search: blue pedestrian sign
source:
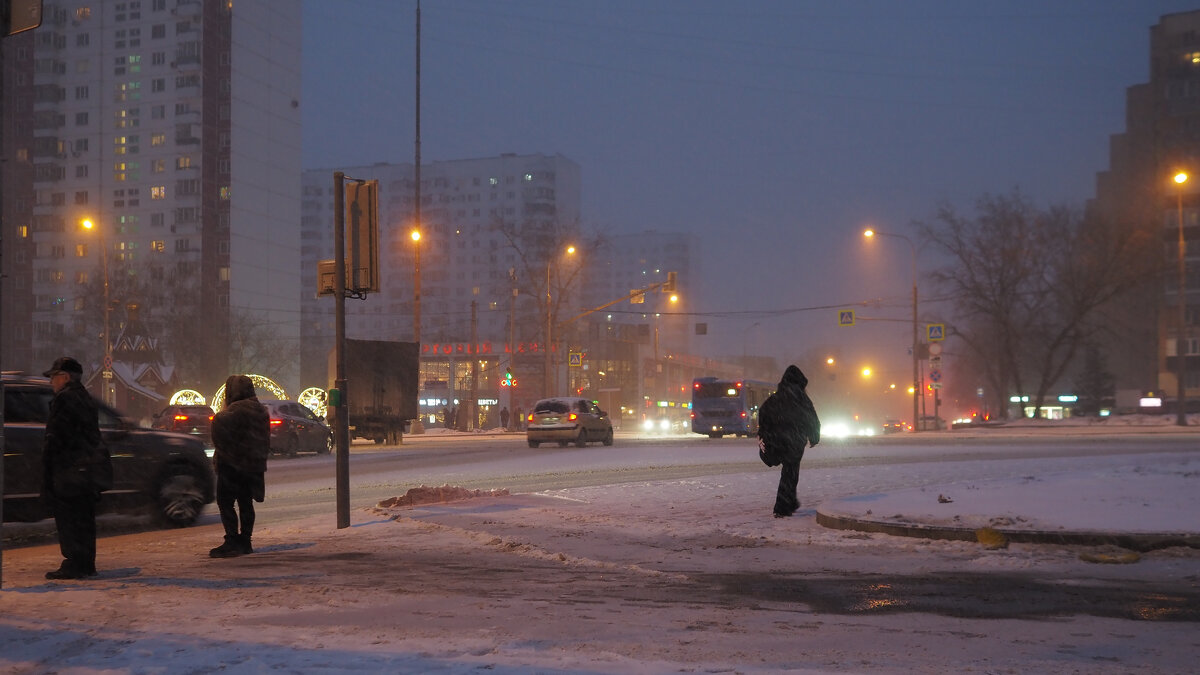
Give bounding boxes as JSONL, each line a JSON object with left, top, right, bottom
{"left": 568, "top": 352, "right": 582, "bottom": 367}
{"left": 838, "top": 309, "right": 856, "bottom": 327}
{"left": 927, "top": 323, "right": 945, "bottom": 342}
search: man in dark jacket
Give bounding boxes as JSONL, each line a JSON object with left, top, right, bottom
{"left": 42, "top": 356, "right": 109, "bottom": 579}
{"left": 209, "top": 374, "right": 270, "bottom": 557}
{"left": 756, "top": 365, "right": 821, "bottom": 518}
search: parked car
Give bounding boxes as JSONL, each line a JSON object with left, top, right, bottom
{"left": 150, "top": 404, "right": 215, "bottom": 446}
{"left": 260, "top": 399, "right": 332, "bottom": 456}
{"left": 2, "top": 373, "right": 215, "bottom": 527}
{"left": 526, "top": 397, "right": 614, "bottom": 448}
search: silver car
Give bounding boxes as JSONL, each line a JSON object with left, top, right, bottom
{"left": 526, "top": 397, "right": 614, "bottom": 448}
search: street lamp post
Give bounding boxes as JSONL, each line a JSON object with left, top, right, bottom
{"left": 864, "top": 228, "right": 919, "bottom": 431}
{"left": 82, "top": 219, "right": 114, "bottom": 406}
{"left": 411, "top": 229, "right": 421, "bottom": 344}
{"left": 1175, "top": 172, "right": 1189, "bottom": 426}
{"left": 543, "top": 245, "right": 576, "bottom": 397}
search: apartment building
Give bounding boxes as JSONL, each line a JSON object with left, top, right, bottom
{"left": 0, "top": 0, "right": 301, "bottom": 409}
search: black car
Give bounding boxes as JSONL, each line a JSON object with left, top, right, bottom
{"left": 260, "top": 399, "right": 332, "bottom": 456}
{"left": 150, "top": 404, "right": 215, "bottom": 446}
{"left": 2, "top": 373, "right": 216, "bottom": 527}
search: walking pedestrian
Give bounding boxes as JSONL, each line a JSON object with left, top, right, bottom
{"left": 209, "top": 375, "right": 270, "bottom": 557}
{"left": 42, "top": 356, "right": 111, "bottom": 579}
{"left": 756, "top": 365, "right": 821, "bottom": 518}
{"left": 500, "top": 406, "right": 510, "bottom": 430}
{"left": 514, "top": 406, "right": 524, "bottom": 431}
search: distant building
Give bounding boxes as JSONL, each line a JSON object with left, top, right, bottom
{"left": 0, "top": 0, "right": 302, "bottom": 399}
{"left": 1093, "top": 9, "right": 1200, "bottom": 411}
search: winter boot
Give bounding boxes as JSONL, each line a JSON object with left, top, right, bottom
{"left": 238, "top": 534, "right": 253, "bottom": 555}
{"left": 209, "top": 536, "right": 244, "bottom": 558}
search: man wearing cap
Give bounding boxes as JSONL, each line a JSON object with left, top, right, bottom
{"left": 42, "top": 356, "right": 108, "bottom": 579}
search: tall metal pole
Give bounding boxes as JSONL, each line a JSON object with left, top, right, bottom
{"left": 412, "top": 0, "right": 421, "bottom": 345}
{"left": 333, "top": 172, "right": 350, "bottom": 528}
{"left": 910, "top": 244, "right": 920, "bottom": 431}
{"left": 544, "top": 261, "right": 552, "bottom": 396}
{"left": 102, "top": 236, "right": 113, "bottom": 406}
{"left": 1178, "top": 180, "right": 1189, "bottom": 426}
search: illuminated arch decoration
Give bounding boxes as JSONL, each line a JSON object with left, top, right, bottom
{"left": 298, "top": 387, "right": 328, "bottom": 419}
{"left": 169, "top": 389, "right": 207, "bottom": 406}
{"left": 211, "top": 374, "right": 288, "bottom": 412}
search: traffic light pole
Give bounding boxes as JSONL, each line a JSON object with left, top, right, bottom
{"left": 333, "top": 172, "right": 350, "bottom": 529}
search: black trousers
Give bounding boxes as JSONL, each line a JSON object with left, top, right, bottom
{"left": 51, "top": 492, "right": 97, "bottom": 572}
{"left": 774, "top": 460, "right": 801, "bottom": 515}
{"left": 216, "top": 464, "right": 257, "bottom": 540}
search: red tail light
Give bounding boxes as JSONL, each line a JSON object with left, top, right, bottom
{"left": 527, "top": 413, "right": 533, "bottom": 422}
{"left": 270, "top": 419, "right": 283, "bottom": 427}
{"left": 568, "top": 413, "right": 578, "bottom": 421}
{"left": 173, "top": 415, "right": 189, "bottom": 422}
{"left": 740, "top": 411, "right": 747, "bottom": 418}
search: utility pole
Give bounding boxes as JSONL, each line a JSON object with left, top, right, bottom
{"left": 333, "top": 172, "right": 349, "bottom": 529}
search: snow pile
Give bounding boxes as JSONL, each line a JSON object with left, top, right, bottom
{"left": 375, "top": 484, "right": 510, "bottom": 508}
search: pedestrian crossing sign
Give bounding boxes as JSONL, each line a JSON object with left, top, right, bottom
{"left": 568, "top": 352, "right": 582, "bottom": 367}
{"left": 927, "top": 323, "right": 945, "bottom": 342}
{"left": 838, "top": 309, "right": 855, "bottom": 327}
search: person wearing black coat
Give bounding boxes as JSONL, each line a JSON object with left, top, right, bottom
{"left": 756, "top": 365, "right": 821, "bottom": 518}
{"left": 209, "top": 374, "right": 270, "bottom": 558}
{"left": 42, "top": 356, "right": 110, "bottom": 579}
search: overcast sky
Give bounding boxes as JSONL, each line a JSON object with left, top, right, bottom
{"left": 300, "top": 0, "right": 1198, "bottom": 381}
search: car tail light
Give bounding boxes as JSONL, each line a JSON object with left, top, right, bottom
{"left": 740, "top": 411, "right": 747, "bottom": 418}
{"left": 270, "top": 419, "right": 283, "bottom": 427}
{"left": 569, "top": 413, "right": 578, "bottom": 421}
{"left": 173, "top": 414, "right": 189, "bottom": 422}
{"left": 527, "top": 413, "right": 533, "bottom": 422}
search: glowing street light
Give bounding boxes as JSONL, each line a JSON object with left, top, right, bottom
{"left": 864, "top": 227, "right": 920, "bottom": 429}
{"left": 1175, "top": 172, "right": 1189, "bottom": 426}
{"left": 545, "top": 245, "right": 577, "bottom": 396}
{"left": 411, "top": 228, "right": 421, "bottom": 344}
{"left": 81, "top": 218, "right": 114, "bottom": 406}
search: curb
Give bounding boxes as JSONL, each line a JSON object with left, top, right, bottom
{"left": 814, "top": 510, "right": 1200, "bottom": 552}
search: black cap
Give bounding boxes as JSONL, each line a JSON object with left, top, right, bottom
{"left": 43, "top": 356, "right": 84, "bottom": 377}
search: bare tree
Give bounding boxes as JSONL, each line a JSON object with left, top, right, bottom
{"left": 918, "top": 190, "right": 1158, "bottom": 418}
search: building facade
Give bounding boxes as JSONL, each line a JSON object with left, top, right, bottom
{"left": 1094, "top": 10, "right": 1200, "bottom": 412}
{"left": 299, "top": 156, "right": 704, "bottom": 428}
{"left": 0, "top": 0, "right": 301, "bottom": 405}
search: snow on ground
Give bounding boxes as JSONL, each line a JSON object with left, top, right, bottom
{"left": 1, "top": 435, "right": 1198, "bottom": 673}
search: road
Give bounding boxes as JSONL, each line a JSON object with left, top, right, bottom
{"left": 3, "top": 430, "right": 1197, "bottom": 672}
{"left": 255, "top": 429, "right": 1197, "bottom": 524}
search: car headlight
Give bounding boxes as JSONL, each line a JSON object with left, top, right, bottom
{"left": 659, "top": 419, "right": 670, "bottom": 430}
{"left": 641, "top": 419, "right": 655, "bottom": 431}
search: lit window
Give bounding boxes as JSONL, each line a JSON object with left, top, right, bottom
{"left": 151, "top": 240, "right": 165, "bottom": 252}
{"left": 220, "top": 186, "right": 231, "bottom": 200}
{"left": 151, "top": 186, "right": 166, "bottom": 199}
{"left": 151, "top": 133, "right": 166, "bottom": 146}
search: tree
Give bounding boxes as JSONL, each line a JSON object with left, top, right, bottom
{"left": 1073, "top": 343, "right": 1116, "bottom": 416}
{"left": 917, "top": 190, "right": 1158, "bottom": 418}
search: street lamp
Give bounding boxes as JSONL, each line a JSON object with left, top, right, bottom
{"left": 544, "top": 245, "right": 576, "bottom": 396}
{"left": 411, "top": 228, "right": 421, "bottom": 344}
{"left": 1175, "top": 171, "right": 1189, "bottom": 426}
{"left": 864, "top": 227, "right": 919, "bottom": 430}
{"left": 81, "top": 218, "right": 114, "bottom": 406}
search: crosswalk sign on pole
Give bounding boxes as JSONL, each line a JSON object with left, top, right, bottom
{"left": 568, "top": 352, "right": 582, "bottom": 367}
{"left": 927, "top": 323, "right": 945, "bottom": 341}
{"left": 838, "top": 309, "right": 856, "bottom": 327}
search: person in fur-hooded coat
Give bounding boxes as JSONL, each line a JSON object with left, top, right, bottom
{"left": 756, "top": 365, "right": 821, "bottom": 517}
{"left": 209, "top": 374, "right": 270, "bottom": 557}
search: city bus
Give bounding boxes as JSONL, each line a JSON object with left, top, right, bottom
{"left": 690, "top": 377, "right": 775, "bottom": 438}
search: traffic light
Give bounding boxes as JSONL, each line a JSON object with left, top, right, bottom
{"left": 3, "top": 0, "right": 42, "bottom": 37}
{"left": 662, "top": 271, "right": 677, "bottom": 293}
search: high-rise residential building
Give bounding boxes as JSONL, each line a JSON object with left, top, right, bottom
{"left": 299, "top": 154, "right": 582, "bottom": 389}
{"left": 1093, "top": 9, "right": 1200, "bottom": 410}
{"left": 0, "top": 0, "right": 301, "bottom": 412}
